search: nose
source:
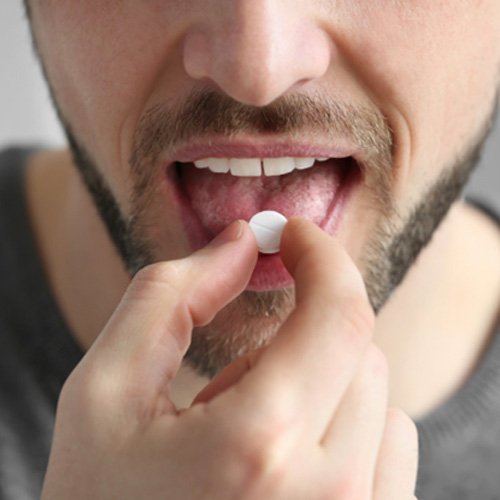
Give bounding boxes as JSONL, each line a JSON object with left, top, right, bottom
{"left": 183, "top": 0, "right": 334, "bottom": 106}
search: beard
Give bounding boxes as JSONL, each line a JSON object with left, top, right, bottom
{"left": 53, "top": 87, "right": 496, "bottom": 378}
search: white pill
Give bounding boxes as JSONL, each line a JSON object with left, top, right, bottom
{"left": 249, "top": 210, "right": 288, "bottom": 254}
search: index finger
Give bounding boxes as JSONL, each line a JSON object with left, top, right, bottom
{"left": 70, "top": 221, "right": 258, "bottom": 419}
{"left": 228, "top": 217, "right": 375, "bottom": 435}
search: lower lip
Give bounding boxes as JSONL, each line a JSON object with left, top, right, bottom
{"left": 165, "top": 160, "right": 360, "bottom": 292}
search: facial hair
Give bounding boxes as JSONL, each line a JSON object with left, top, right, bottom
{"left": 52, "top": 86, "right": 496, "bottom": 378}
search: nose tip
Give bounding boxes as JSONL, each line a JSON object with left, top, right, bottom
{"left": 183, "top": 7, "right": 333, "bottom": 106}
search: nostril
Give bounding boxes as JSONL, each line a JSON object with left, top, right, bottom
{"left": 182, "top": 13, "right": 335, "bottom": 107}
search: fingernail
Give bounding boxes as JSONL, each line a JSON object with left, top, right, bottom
{"left": 207, "top": 220, "right": 244, "bottom": 249}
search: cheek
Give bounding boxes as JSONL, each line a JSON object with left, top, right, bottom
{"left": 31, "top": 2, "right": 186, "bottom": 213}
{"left": 339, "top": 1, "right": 500, "bottom": 204}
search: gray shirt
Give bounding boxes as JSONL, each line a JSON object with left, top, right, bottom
{"left": 0, "top": 147, "right": 499, "bottom": 500}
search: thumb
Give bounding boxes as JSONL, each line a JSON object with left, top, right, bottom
{"left": 77, "top": 220, "right": 258, "bottom": 418}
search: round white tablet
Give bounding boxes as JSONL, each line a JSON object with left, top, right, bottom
{"left": 249, "top": 210, "right": 288, "bottom": 254}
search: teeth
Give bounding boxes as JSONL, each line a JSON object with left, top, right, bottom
{"left": 294, "top": 157, "right": 316, "bottom": 170}
{"left": 192, "top": 157, "right": 329, "bottom": 177}
{"left": 194, "top": 157, "right": 229, "bottom": 173}
{"left": 262, "top": 157, "right": 295, "bottom": 176}
{"left": 229, "top": 158, "right": 262, "bottom": 177}
{"left": 193, "top": 158, "right": 211, "bottom": 169}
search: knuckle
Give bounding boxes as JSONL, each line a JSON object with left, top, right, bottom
{"left": 131, "top": 261, "right": 186, "bottom": 299}
{"left": 385, "top": 407, "right": 419, "bottom": 461}
{"left": 129, "top": 262, "right": 194, "bottom": 330}
{"left": 57, "top": 378, "right": 120, "bottom": 448}
{"left": 386, "top": 407, "right": 419, "bottom": 444}
{"left": 59, "top": 365, "right": 87, "bottom": 408}
{"left": 61, "top": 365, "right": 111, "bottom": 413}
{"left": 337, "top": 293, "right": 375, "bottom": 343}
{"left": 331, "top": 472, "right": 371, "bottom": 500}
{"left": 57, "top": 369, "right": 109, "bottom": 433}
{"left": 57, "top": 372, "right": 77, "bottom": 410}
{"left": 223, "top": 412, "right": 297, "bottom": 491}
{"left": 363, "top": 344, "right": 389, "bottom": 379}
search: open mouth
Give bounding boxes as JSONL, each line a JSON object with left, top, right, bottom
{"left": 165, "top": 154, "right": 361, "bottom": 291}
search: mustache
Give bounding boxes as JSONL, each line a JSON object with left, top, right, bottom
{"left": 130, "top": 88, "right": 393, "bottom": 173}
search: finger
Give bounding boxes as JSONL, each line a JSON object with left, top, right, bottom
{"left": 229, "top": 217, "right": 374, "bottom": 436}
{"left": 322, "top": 345, "right": 389, "bottom": 496}
{"left": 74, "top": 220, "right": 258, "bottom": 416}
{"left": 373, "top": 408, "right": 419, "bottom": 500}
{"left": 192, "top": 348, "right": 264, "bottom": 405}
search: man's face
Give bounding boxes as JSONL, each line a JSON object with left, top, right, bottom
{"left": 28, "top": 1, "right": 500, "bottom": 376}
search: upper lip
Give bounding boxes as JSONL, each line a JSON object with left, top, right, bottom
{"left": 167, "top": 135, "right": 361, "bottom": 165}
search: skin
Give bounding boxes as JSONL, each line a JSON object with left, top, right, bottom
{"left": 20, "top": 0, "right": 500, "bottom": 497}
{"left": 40, "top": 219, "right": 420, "bottom": 499}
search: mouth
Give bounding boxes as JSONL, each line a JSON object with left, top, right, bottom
{"left": 163, "top": 143, "right": 361, "bottom": 291}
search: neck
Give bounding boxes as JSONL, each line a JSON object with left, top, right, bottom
{"left": 26, "top": 149, "right": 500, "bottom": 418}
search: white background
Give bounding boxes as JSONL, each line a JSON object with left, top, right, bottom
{"left": 1, "top": 2, "right": 498, "bottom": 211}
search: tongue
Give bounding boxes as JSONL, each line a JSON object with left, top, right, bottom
{"left": 181, "top": 160, "right": 345, "bottom": 235}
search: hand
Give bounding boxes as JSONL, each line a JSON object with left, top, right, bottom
{"left": 41, "top": 218, "right": 419, "bottom": 500}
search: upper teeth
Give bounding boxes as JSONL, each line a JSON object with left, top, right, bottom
{"left": 193, "top": 157, "right": 329, "bottom": 177}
